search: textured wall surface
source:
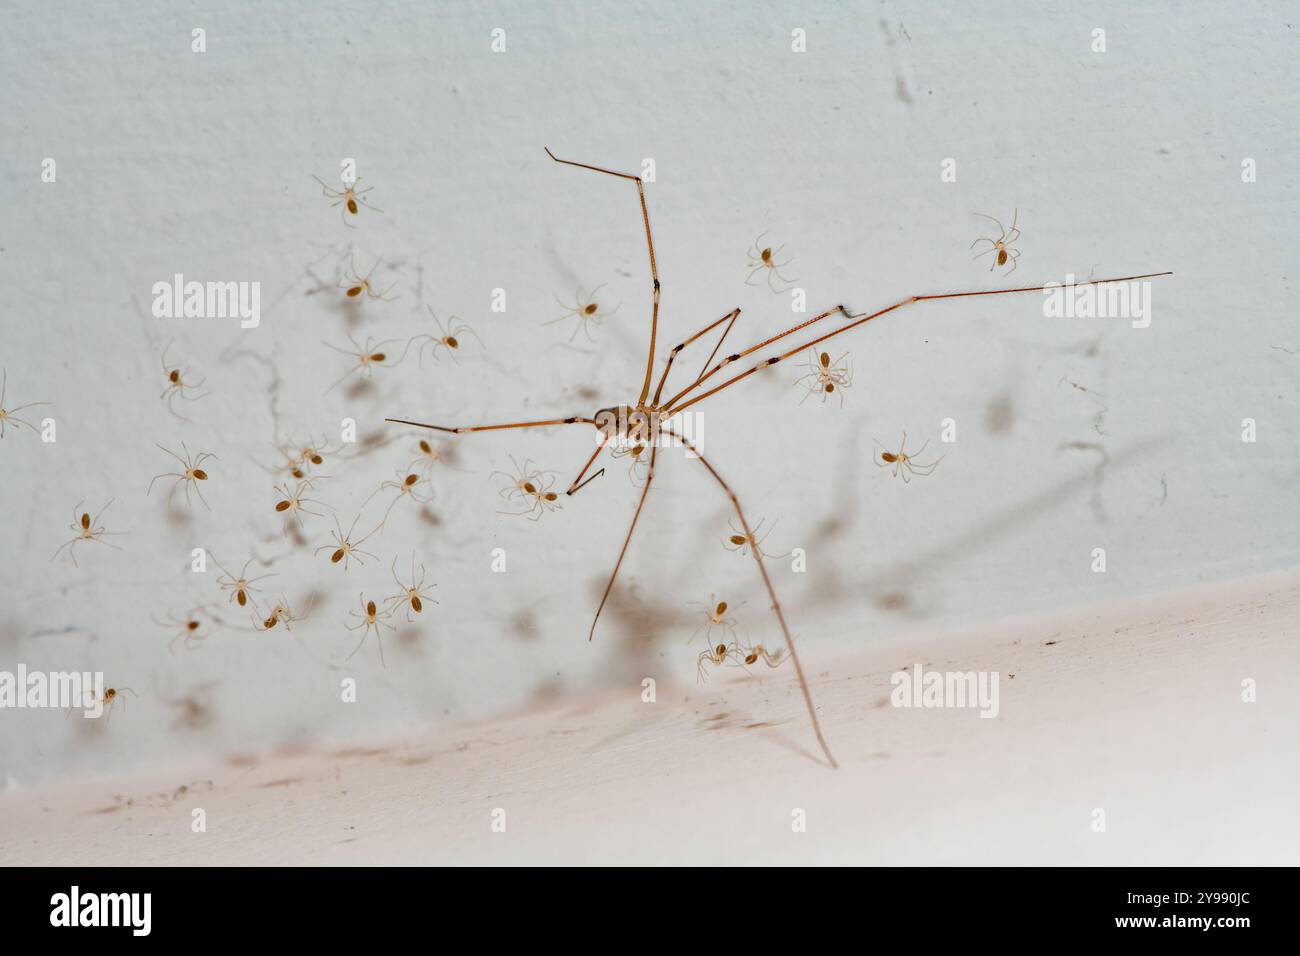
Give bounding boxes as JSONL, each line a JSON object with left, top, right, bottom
{"left": 0, "top": 1, "right": 1296, "bottom": 786}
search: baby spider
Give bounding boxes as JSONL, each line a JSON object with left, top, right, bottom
{"left": 313, "top": 174, "right": 383, "bottom": 226}
{"left": 159, "top": 341, "right": 207, "bottom": 418}
{"left": 546, "top": 284, "right": 622, "bottom": 342}
{"left": 254, "top": 594, "right": 312, "bottom": 632}
{"left": 51, "top": 500, "right": 122, "bottom": 567}
{"left": 697, "top": 640, "right": 738, "bottom": 684}
{"left": 689, "top": 595, "right": 740, "bottom": 644}
{"left": 971, "top": 210, "right": 1021, "bottom": 274}
{"left": 147, "top": 443, "right": 215, "bottom": 510}
{"left": 273, "top": 478, "right": 329, "bottom": 531}
{"left": 316, "top": 514, "right": 380, "bottom": 570}
{"left": 212, "top": 555, "right": 274, "bottom": 608}
{"left": 608, "top": 440, "right": 653, "bottom": 488}
{"left": 0, "top": 368, "right": 50, "bottom": 438}
{"left": 346, "top": 594, "right": 395, "bottom": 667}
{"left": 414, "top": 308, "right": 483, "bottom": 365}
{"left": 795, "top": 350, "right": 853, "bottom": 406}
{"left": 746, "top": 231, "right": 798, "bottom": 293}
{"left": 408, "top": 438, "right": 446, "bottom": 481}
{"left": 156, "top": 608, "right": 209, "bottom": 654}
{"left": 365, "top": 471, "right": 433, "bottom": 529}
{"left": 723, "top": 517, "right": 781, "bottom": 559}
{"left": 323, "top": 334, "right": 403, "bottom": 394}
{"left": 384, "top": 552, "right": 438, "bottom": 622}
{"left": 341, "top": 253, "right": 398, "bottom": 301}
{"left": 875, "top": 432, "right": 944, "bottom": 483}
{"left": 69, "top": 686, "right": 137, "bottom": 720}
{"left": 493, "top": 456, "right": 561, "bottom": 520}
{"left": 732, "top": 635, "right": 787, "bottom": 671}
{"left": 289, "top": 436, "right": 331, "bottom": 474}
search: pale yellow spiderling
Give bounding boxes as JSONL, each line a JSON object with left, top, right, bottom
{"left": 546, "top": 284, "right": 621, "bottom": 342}
{"left": 346, "top": 593, "right": 395, "bottom": 667}
{"left": 688, "top": 594, "right": 741, "bottom": 645}
{"left": 794, "top": 350, "right": 852, "bottom": 406}
{"left": 365, "top": 470, "right": 433, "bottom": 530}
{"left": 745, "top": 231, "right": 797, "bottom": 293}
{"left": 272, "top": 478, "right": 329, "bottom": 532}
{"left": 875, "top": 432, "right": 944, "bottom": 483}
{"left": 722, "top": 516, "right": 781, "bottom": 559}
{"left": 313, "top": 174, "right": 383, "bottom": 226}
{"left": 696, "top": 640, "right": 739, "bottom": 684}
{"left": 384, "top": 553, "right": 438, "bottom": 623}
{"left": 316, "top": 514, "right": 380, "bottom": 570}
{"left": 732, "top": 635, "right": 787, "bottom": 671}
{"left": 155, "top": 607, "right": 209, "bottom": 654}
{"left": 212, "top": 555, "right": 274, "bottom": 609}
{"left": 413, "top": 308, "right": 483, "bottom": 366}
{"left": 0, "top": 368, "right": 50, "bottom": 438}
{"left": 159, "top": 340, "right": 207, "bottom": 418}
{"left": 254, "top": 594, "right": 312, "bottom": 632}
{"left": 323, "top": 334, "right": 403, "bottom": 394}
{"left": 341, "top": 253, "right": 398, "bottom": 300}
{"left": 971, "top": 210, "right": 1021, "bottom": 274}
{"left": 408, "top": 438, "right": 446, "bottom": 481}
{"left": 493, "top": 456, "right": 561, "bottom": 520}
{"left": 66, "top": 686, "right": 137, "bottom": 721}
{"left": 147, "top": 443, "right": 215, "bottom": 510}
{"left": 51, "top": 500, "right": 123, "bottom": 568}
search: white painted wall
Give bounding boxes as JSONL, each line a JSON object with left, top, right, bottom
{"left": 1, "top": 0, "right": 1296, "bottom": 785}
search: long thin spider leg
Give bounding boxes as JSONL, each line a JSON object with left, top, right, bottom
{"left": 663, "top": 304, "right": 852, "bottom": 409}
{"left": 587, "top": 442, "right": 658, "bottom": 642}
{"left": 667, "top": 273, "right": 1173, "bottom": 415}
{"left": 544, "top": 147, "right": 660, "bottom": 408}
{"left": 663, "top": 426, "right": 837, "bottom": 770}
{"left": 566, "top": 432, "right": 610, "bottom": 495}
{"left": 650, "top": 308, "right": 741, "bottom": 409}
{"left": 384, "top": 416, "right": 594, "bottom": 435}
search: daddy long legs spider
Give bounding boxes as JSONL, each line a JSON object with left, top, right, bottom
{"left": 386, "top": 146, "right": 1173, "bottom": 769}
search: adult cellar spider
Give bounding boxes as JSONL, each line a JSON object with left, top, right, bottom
{"left": 386, "top": 146, "right": 1173, "bottom": 769}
